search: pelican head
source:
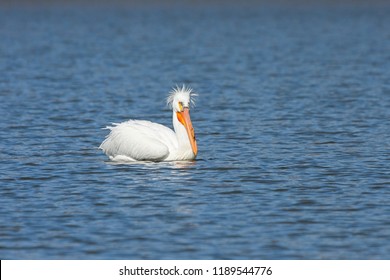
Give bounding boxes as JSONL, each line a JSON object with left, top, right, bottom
{"left": 167, "top": 85, "right": 198, "bottom": 157}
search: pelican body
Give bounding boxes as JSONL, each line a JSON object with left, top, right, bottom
{"left": 100, "top": 86, "right": 198, "bottom": 162}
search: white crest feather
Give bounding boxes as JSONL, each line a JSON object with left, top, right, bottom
{"left": 166, "top": 84, "right": 197, "bottom": 109}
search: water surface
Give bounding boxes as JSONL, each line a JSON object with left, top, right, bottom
{"left": 0, "top": 3, "right": 390, "bottom": 259}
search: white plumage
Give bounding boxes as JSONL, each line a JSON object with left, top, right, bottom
{"left": 100, "top": 85, "right": 198, "bottom": 162}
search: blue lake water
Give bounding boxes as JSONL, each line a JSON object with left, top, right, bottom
{"left": 0, "top": 3, "right": 390, "bottom": 259}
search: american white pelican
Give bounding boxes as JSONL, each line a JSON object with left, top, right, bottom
{"left": 100, "top": 85, "right": 198, "bottom": 162}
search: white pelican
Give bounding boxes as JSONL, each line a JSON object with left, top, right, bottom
{"left": 100, "top": 85, "right": 198, "bottom": 162}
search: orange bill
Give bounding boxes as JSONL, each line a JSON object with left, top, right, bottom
{"left": 177, "top": 108, "right": 198, "bottom": 156}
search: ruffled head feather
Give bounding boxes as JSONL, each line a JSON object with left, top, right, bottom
{"left": 167, "top": 85, "right": 197, "bottom": 110}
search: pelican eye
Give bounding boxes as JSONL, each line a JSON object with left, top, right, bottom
{"left": 178, "top": 102, "right": 184, "bottom": 111}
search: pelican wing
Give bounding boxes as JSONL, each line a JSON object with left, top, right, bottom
{"left": 99, "top": 120, "right": 177, "bottom": 161}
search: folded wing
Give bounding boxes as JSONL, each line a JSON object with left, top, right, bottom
{"left": 99, "top": 120, "right": 178, "bottom": 161}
